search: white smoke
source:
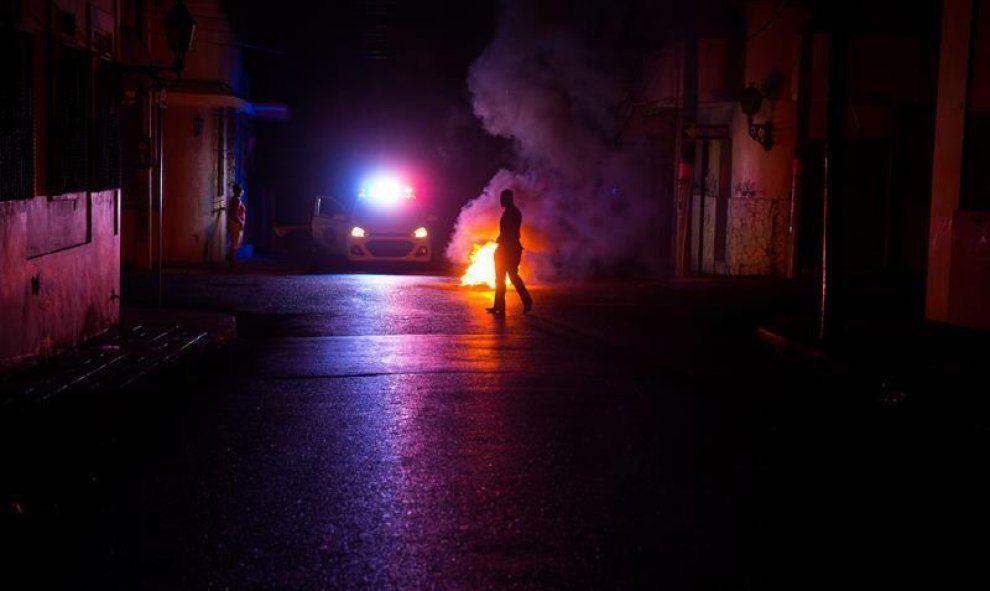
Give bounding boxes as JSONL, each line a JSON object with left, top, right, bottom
{"left": 445, "top": 2, "right": 664, "bottom": 281}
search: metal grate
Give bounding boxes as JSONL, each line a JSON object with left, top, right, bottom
{"left": 91, "top": 60, "right": 121, "bottom": 191}
{"left": 366, "top": 239, "right": 414, "bottom": 257}
{"left": 47, "top": 45, "right": 89, "bottom": 196}
{"left": 0, "top": 30, "right": 34, "bottom": 201}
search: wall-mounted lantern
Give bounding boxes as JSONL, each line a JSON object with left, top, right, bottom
{"left": 739, "top": 84, "right": 773, "bottom": 151}
{"left": 118, "top": 0, "right": 196, "bottom": 93}
{"left": 163, "top": 0, "right": 196, "bottom": 72}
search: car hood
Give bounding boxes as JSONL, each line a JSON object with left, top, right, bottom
{"left": 350, "top": 211, "right": 428, "bottom": 234}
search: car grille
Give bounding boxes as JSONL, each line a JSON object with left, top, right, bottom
{"left": 366, "top": 239, "right": 414, "bottom": 257}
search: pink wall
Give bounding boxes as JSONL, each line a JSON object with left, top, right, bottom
{"left": 927, "top": 0, "right": 990, "bottom": 329}
{"left": 164, "top": 105, "right": 227, "bottom": 263}
{"left": 947, "top": 211, "right": 990, "bottom": 328}
{"left": 722, "top": 1, "right": 805, "bottom": 275}
{"left": 928, "top": 0, "right": 973, "bottom": 324}
{"left": 149, "top": 0, "right": 242, "bottom": 86}
{"left": 0, "top": 192, "right": 120, "bottom": 369}
{"left": 146, "top": 0, "right": 245, "bottom": 264}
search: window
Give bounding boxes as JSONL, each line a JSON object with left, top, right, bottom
{"left": 0, "top": 30, "right": 34, "bottom": 201}
{"left": 91, "top": 60, "right": 121, "bottom": 191}
{"left": 47, "top": 44, "right": 89, "bottom": 195}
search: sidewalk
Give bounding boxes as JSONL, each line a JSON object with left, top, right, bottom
{"left": 7, "top": 262, "right": 984, "bottom": 432}
{"left": 0, "top": 306, "right": 235, "bottom": 413}
{"left": 1, "top": 257, "right": 296, "bottom": 408}
{"left": 757, "top": 293, "right": 990, "bottom": 433}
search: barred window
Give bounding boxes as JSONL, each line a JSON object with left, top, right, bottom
{"left": 91, "top": 60, "right": 121, "bottom": 191}
{"left": 47, "top": 44, "right": 89, "bottom": 196}
{"left": 0, "top": 30, "right": 34, "bottom": 201}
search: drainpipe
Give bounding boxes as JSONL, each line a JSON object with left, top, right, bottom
{"left": 675, "top": 25, "right": 699, "bottom": 278}
{"left": 155, "top": 90, "right": 165, "bottom": 306}
{"left": 821, "top": 6, "right": 848, "bottom": 341}
{"left": 789, "top": 19, "right": 814, "bottom": 279}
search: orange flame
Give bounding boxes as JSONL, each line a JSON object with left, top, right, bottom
{"left": 460, "top": 241, "right": 499, "bottom": 288}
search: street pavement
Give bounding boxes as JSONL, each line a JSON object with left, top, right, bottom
{"left": 1, "top": 261, "right": 987, "bottom": 589}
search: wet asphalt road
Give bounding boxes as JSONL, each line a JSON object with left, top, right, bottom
{"left": 4, "top": 269, "right": 985, "bottom": 589}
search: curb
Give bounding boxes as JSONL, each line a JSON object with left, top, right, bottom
{"left": 756, "top": 326, "right": 826, "bottom": 362}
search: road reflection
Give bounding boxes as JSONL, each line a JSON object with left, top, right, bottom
{"left": 313, "top": 273, "right": 553, "bottom": 585}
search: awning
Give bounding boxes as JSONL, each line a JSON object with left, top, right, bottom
{"left": 168, "top": 79, "right": 250, "bottom": 111}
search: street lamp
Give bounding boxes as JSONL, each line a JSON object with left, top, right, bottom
{"left": 164, "top": 0, "right": 196, "bottom": 71}
{"left": 739, "top": 84, "right": 774, "bottom": 151}
{"left": 119, "top": 0, "right": 196, "bottom": 93}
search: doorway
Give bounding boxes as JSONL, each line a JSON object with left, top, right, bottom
{"left": 690, "top": 138, "right": 731, "bottom": 275}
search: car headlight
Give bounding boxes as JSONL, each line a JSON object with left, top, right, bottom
{"left": 351, "top": 226, "right": 366, "bottom": 238}
{"left": 413, "top": 227, "right": 428, "bottom": 239}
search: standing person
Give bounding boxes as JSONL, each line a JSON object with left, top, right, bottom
{"left": 227, "top": 183, "right": 247, "bottom": 266}
{"left": 487, "top": 189, "right": 533, "bottom": 315}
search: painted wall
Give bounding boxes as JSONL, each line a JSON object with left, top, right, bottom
{"left": 0, "top": 192, "right": 120, "bottom": 370}
{"left": 149, "top": 0, "right": 244, "bottom": 90}
{"left": 946, "top": 211, "right": 990, "bottom": 327}
{"left": 927, "top": 0, "right": 990, "bottom": 328}
{"left": 119, "top": 102, "right": 155, "bottom": 270}
{"left": 1, "top": 0, "right": 122, "bottom": 369}
{"left": 149, "top": 0, "right": 246, "bottom": 264}
{"left": 163, "top": 105, "right": 227, "bottom": 263}
{"left": 724, "top": 1, "right": 804, "bottom": 275}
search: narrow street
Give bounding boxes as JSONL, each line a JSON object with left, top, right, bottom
{"left": 3, "top": 1, "right": 989, "bottom": 588}
{"left": 5, "top": 268, "right": 981, "bottom": 588}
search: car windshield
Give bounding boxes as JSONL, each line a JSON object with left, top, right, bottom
{"left": 317, "top": 196, "right": 345, "bottom": 217}
{"left": 351, "top": 196, "right": 426, "bottom": 228}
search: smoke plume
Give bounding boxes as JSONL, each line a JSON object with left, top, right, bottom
{"left": 445, "top": 2, "right": 664, "bottom": 281}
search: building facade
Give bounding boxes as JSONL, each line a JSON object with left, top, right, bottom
{"left": 1, "top": 0, "right": 253, "bottom": 370}
{"left": 628, "top": 0, "right": 988, "bottom": 329}
{"left": 1, "top": 0, "right": 121, "bottom": 369}
{"left": 119, "top": 0, "right": 252, "bottom": 270}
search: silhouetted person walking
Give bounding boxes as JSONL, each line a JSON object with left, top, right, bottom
{"left": 487, "top": 189, "right": 533, "bottom": 315}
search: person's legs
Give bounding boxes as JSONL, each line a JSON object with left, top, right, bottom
{"left": 504, "top": 247, "right": 531, "bottom": 312}
{"left": 228, "top": 223, "right": 244, "bottom": 265}
{"left": 507, "top": 267, "right": 532, "bottom": 312}
{"left": 489, "top": 247, "right": 507, "bottom": 313}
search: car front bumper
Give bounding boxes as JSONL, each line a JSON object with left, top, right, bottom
{"left": 346, "top": 233, "right": 431, "bottom": 262}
